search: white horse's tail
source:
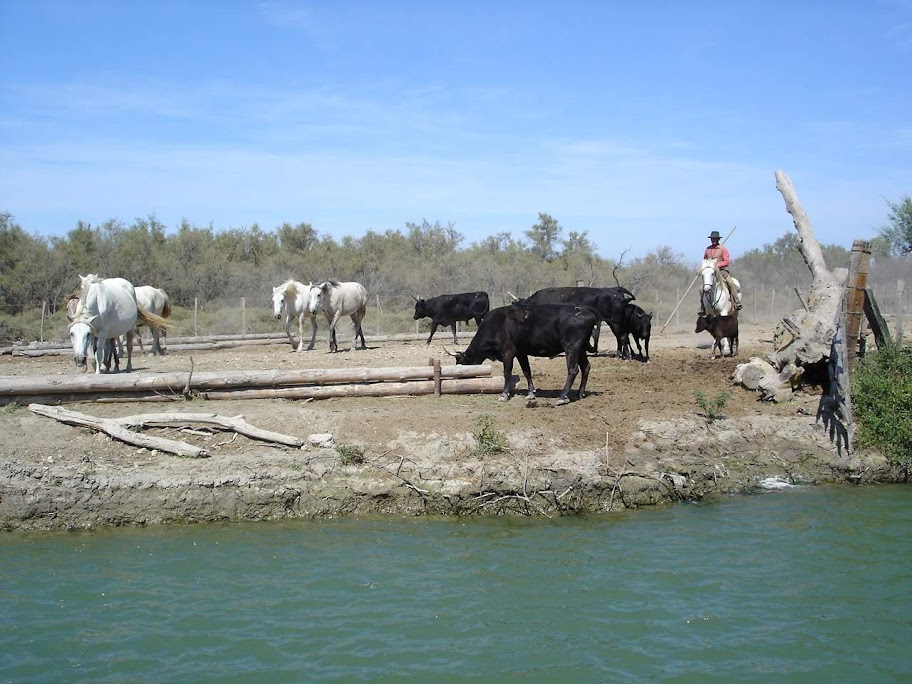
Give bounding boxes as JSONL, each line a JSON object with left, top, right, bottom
{"left": 137, "top": 307, "right": 172, "bottom": 331}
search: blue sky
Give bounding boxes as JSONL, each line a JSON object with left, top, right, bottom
{"left": 1, "top": 1, "right": 910, "bottom": 260}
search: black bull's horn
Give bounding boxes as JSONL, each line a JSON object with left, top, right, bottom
{"left": 443, "top": 345, "right": 461, "bottom": 358}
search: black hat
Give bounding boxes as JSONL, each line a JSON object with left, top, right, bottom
{"left": 708, "top": 230, "right": 721, "bottom": 240}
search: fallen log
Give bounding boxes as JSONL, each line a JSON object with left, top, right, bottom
{"left": 2, "top": 375, "right": 505, "bottom": 405}
{"left": 10, "top": 330, "right": 482, "bottom": 356}
{"left": 0, "top": 364, "right": 493, "bottom": 397}
{"left": 201, "top": 376, "right": 505, "bottom": 400}
{"left": 14, "top": 338, "right": 282, "bottom": 357}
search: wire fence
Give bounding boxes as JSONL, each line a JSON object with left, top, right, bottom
{"left": 3, "top": 279, "right": 908, "bottom": 346}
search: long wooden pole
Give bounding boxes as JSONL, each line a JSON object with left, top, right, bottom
{"left": 5, "top": 375, "right": 505, "bottom": 405}
{"left": 661, "top": 226, "right": 736, "bottom": 332}
{"left": 0, "top": 364, "right": 493, "bottom": 397}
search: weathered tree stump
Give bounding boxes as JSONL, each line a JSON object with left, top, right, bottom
{"left": 734, "top": 170, "right": 848, "bottom": 403}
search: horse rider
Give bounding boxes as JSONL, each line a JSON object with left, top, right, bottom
{"left": 699, "top": 230, "right": 742, "bottom": 315}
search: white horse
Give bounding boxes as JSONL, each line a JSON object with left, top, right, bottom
{"left": 308, "top": 280, "right": 368, "bottom": 352}
{"left": 72, "top": 275, "right": 137, "bottom": 361}
{"left": 698, "top": 259, "right": 741, "bottom": 317}
{"left": 69, "top": 277, "right": 170, "bottom": 373}
{"left": 134, "top": 286, "right": 171, "bottom": 355}
{"left": 272, "top": 280, "right": 318, "bottom": 352}
{"left": 72, "top": 274, "right": 135, "bottom": 317}
{"left": 66, "top": 294, "right": 119, "bottom": 371}
{"left": 698, "top": 259, "right": 741, "bottom": 356}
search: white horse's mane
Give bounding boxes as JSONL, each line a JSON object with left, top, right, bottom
{"left": 276, "top": 279, "right": 309, "bottom": 296}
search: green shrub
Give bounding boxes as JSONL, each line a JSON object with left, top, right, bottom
{"left": 472, "top": 414, "right": 507, "bottom": 458}
{"left": 852, "top": 344, "right": 912, "bottom": 469}
{"left": 336, "top": 443, "right": 366, "bottom": 465}
{"left": 693, "top": 390, "right": 730, "bottom": 423}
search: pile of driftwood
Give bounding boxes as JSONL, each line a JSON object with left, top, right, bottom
{"left": 28, "top": 404, "right": 304, "bottom": 457}
{"left": 0, "top": 362, "right": 503, "bottom": 406}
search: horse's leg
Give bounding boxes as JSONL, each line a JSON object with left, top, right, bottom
{"left": 283, "top": 315, "right": 295, "bottom": 350}
{"left": 296, "top": 313, "right": 306, "bottom": 353}
{"left": 307, "top": 315, "right": 317, "bottom": 351}
{"left": 125, "top": 331, "right": 134, "bottom": 372}
{"left": 328, "top": 311, "right": 341, "bottom": 352}
{"left": 93, "top": 336, "right": 104, "bottom": 374}
{"left": 349, "top": 308, "right": 366, "bottom": 350}
{"left": 349, "top": 314, "right": 360, "bottom": 351}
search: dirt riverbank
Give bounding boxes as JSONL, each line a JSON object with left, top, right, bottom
{"left": 0, "top": 324, "right": 900, "bottom": 531}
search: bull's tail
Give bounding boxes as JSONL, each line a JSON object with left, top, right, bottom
{"left": 137, "top": 307, "right": 172, "bottom": 332}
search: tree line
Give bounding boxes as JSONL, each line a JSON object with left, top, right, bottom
{"left": 1, "top": 202, "right": 909, "bottom": 344}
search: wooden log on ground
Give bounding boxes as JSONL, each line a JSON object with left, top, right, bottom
{"left": 201, "top": 375, "right": 505, "bottom": 400}
{"left": 14, "top": 338, "right": 283, "bottom": 357}
{"left": 1, "top": 391, "right": 185, "bottom": 405}
{"left": 2, "top": 375, "right": 505, "bottom": 405}
{"left": 0, "top": 364, "right": 493, "bottom": 397}
{"left": 10, "top": 331, "right": 482, "bottom": 357}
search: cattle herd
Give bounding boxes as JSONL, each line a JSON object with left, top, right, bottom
{"left": 414, "top": 286, "right": 654, "bottom": 405}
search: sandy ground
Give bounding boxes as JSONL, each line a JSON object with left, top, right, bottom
{"left": 0, "top": 323, "right": 898, "bottom": 530}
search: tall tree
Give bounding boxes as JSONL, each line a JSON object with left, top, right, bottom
{"left": 277, "top": 222, "right": 318, "bottom": 253}
{"left": 525, "top": 213, "right": 562, "bottom": 262}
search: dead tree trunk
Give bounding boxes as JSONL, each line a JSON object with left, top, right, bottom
{"left": 734, "top": 170, "right": 849, "bottom": 403}
{"left": 770, "top": 170, "right": 848, "bottom": 368}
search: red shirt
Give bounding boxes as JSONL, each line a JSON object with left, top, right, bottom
{"left": 704, "top": 243, "right": 731, "bottom": 269}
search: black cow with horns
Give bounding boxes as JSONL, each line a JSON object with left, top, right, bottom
{"left": 510, "top": 286, "right": 635, "bottom": 357}
{"left": 449, "top": 303, "right": 598, "bottom": 405}
{"left": 412, "top": 291, "right": 490, "bottom": 345}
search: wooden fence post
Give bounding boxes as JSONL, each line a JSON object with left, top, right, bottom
{"left": 194, "top": 298, "right": 199, "bottom": 336}
{"left": 897, "top": 280, "right": 906, "bottom": 345}
{"left": 40, "top": 301, "right": 46, "bottom": 342}
{"left": 845, "top": 240, "right": 873, "bottom": 371}
{"left": 675, "top": 287, "right": 680, "bottom": 327}
{"left": 376, "top": 295, "right": 382, "bottom": 336}
{"left": 241, "top": 297, "right": 246, "bottom": 334}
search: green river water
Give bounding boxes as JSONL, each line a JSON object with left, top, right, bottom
{"left": 2, "top": 485, "right": 910, "bottom": 683}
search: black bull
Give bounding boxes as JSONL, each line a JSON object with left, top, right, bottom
{"left": 413, "top": 291, "right": 490, "bottom": 345}
{"left": 512, "top": 286, "right": 635, "bottom": 357}
{"left": 451, "top": 304, "right": 598, "bottom": 405}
